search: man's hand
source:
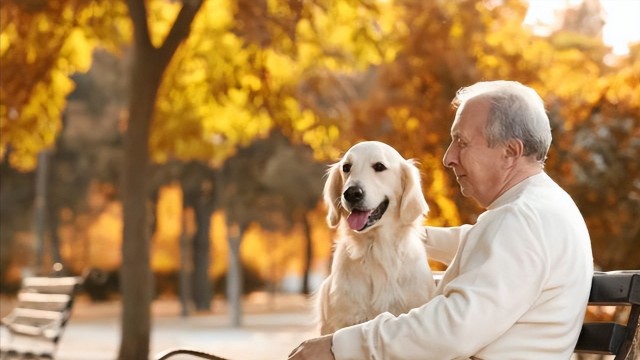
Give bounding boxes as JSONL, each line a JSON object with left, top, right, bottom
{"left": 288, "top": 334, "right": 335, "bottom": 360}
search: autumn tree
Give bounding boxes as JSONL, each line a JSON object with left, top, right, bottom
{"left": 299, "top": 0, "right": 639, "bottom": 269}
{"left": 2, "top": 0, "right": 203, "bottom": 356}
{"left": 3, "top": 1, "right": 639, "bottom": 359}
{"left": 475, "top": 0, "right": 640, "bottom": 269}
{"left": 0, "top": 1, "right": 127, "bottom": 170}
{"left": 0, "top": 161, "right": 35, "bottom": 280}
{"left": 139, "top": 0, "right": 399, "bottom": 326}
{"left": 177, "top": 161, "right": 217, "bottom": 311}
{"left": 218, "top": 131, "right": 324, "bottom": 325}
{"left": 118, "top": 0, "right": 205, "bottom": 357}
{"left": 3, "top": 0, "right": 395, "bottom": 356}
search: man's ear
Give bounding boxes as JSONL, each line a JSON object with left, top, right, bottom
{"left": 323, "top": 162, "right": 343, "bottom": 228}
{"left": 504, "top": 138, "right": 524, "bottom": 161}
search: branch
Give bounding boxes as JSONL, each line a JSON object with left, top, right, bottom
{"left": 158, "top": 0, "right": 205, "bottom": 67}
{"left": 126, "top": 0, "right": 153, "bottom": 51}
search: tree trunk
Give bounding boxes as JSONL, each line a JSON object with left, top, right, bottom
{"left": 119, "top": 1, "right": 204, "bottom": 357}
{"left": 226, "top": 221, "right": 244, "bottom": 327}
{"left": 192, "top": 196, "right": 212, "bottom": 311}
{"left": 33, "top": 151, "right": 49, "bottom": 275}
{"left": 179, "top": 209, "right": 192, "bottom": 317}
{"left": 47, "top": 201, "right": 64, "bottom": 274}
{"left": 118, "top": 45, "right": 163, "bottom": 360}
{"left": 301, "top": 214, "right": 313, "bottom": 295}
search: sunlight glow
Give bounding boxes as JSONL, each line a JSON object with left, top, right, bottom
{"left": 524, "top": 0, "right": 640, "bottom": 55}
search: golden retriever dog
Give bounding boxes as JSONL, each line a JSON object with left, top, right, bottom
{"left": 317, "top": 141, "right": 436, "bottom": 335}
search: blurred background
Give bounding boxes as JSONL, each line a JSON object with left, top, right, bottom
{"left": 1, "top": 0, "right": 638, "bottom": 358}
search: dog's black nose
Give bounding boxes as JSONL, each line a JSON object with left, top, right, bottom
{"left": 344, "top": 186, "right": 364, "bottom": 203}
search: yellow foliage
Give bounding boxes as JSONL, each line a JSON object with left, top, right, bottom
{"left": 147, "top": 186, "right": 334, "bottom": 282}
{"left": 152, "top": 184, "right": 184, "bottom": 272}
{"left": 0, "top": 31, "right": 9, "bottom": 56}
{"left": 87, "top": 202, "right": 123, "bottom": 269}
{"left": 405, "top": 117, "right": 419, "bottom": 132}
{"left": 202, "top": 0, "right": 234, "bottom": 30}
{"left": 0, "top": 0, "right": 108, "bottom": 170}
{"left": 241, "top": 74, "right": 262, "bottom": 91}
{"left": 265, "top": 49, "right": 297, "bottom": 82}
{"left": 302, "top": 124, "right": 342, "bottom": 161}
{"left": 427, "top": 167, "right": 461, "bottom": 226}
{"left": 60, "top": 28, "right": 95, "bottom": 73}
{"left": 2, "top": 0, "right": 638, "bottom": 283}
{"left": 605, "top": 63, "right": 640, "bottom": 109}
{"left": 450, "top": 21, "right": 463, "bottom": 39}
{"left": 215, "top": 203, "right": 333, "bottom": 281}
{"left": 147, "top": 0, "right": 181, "bottom": 48}
{"left": 228, "top": 88, "right": 248, "bottom": 106}
{"left": 146, "top": 0, "right": 402, "bottom": 166}
{"left": 292, "top": 108, "right": 316, "bottom": 132}
{"left": 4, "top": 67, "right": 73, "bottom": 170}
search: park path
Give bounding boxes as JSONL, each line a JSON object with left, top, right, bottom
{"left": 1, "top": 292, "right": 318, "bottom": 360}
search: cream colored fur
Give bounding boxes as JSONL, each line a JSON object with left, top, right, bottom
{"left": 317, "top": 141, "right": 436, "bottom": 335}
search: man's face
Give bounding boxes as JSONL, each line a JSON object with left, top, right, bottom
{"left": 443, "top": 97, "right": 509, "bottom": 208}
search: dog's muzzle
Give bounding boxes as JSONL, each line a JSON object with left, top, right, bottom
{"left": 344, "top": 192, "right": 389, "bottom": 232}
{"left": 343, "top": 186, "right": 364, "bottom": 204}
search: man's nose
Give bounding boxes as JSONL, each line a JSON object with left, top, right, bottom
{"left": 443, "top": 144, "right": 456, "bottom": 168}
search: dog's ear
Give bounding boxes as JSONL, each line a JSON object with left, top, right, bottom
{"left": 323, "top": 162, "right": 343, "bottom": 228}
{"left": 399, "top": 159, "right": 429, "bottom": 224}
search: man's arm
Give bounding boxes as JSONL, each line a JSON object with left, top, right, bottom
{"left": 332, "top": 210, "right": 547, "bottom": 359}
{"left": 424, "top": 225, "right": 469, "bottom": 265}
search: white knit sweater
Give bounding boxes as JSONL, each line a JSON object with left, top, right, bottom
{"left": 332, "top": 172, "right": 593, "bottom": 359}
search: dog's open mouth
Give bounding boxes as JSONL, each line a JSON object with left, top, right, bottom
{"left": 347, "top": 198, "right": 389, "bottom": 232}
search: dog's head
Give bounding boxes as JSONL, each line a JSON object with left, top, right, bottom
{"left": 323, "top": 141, "right": 429, "bottom": 232}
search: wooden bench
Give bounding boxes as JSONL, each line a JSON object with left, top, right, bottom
{"left": 153, "top": 270, "right": 639, "bottom": 360}
{"left": 0, "top": 276, "right": 83, "bottom": 359}
{"left": 575, "top": 271, "right": 639, "bottom": 359}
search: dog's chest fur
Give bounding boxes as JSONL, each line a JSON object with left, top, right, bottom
{"left": 322, "top": 224, "right": 432, "bottom": 332}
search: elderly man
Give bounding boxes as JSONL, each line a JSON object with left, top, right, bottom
{"left": 289, "top": 81, "right": 593, "bottom": 359}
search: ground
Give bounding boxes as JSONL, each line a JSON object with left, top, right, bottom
{"left": 0, "top": 292, "right": 317, "bottom": 360}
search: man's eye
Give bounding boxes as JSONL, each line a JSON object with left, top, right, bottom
{"left": 342, "top": 163, "right": 351, "bottom": 173}
{"left": 372, "top": 162, "right": 387, "bottom": 172}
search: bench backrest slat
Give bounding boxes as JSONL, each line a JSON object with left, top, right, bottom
{"left": 576, "top": 322, "right": 627, "bottom": 354}
{"left": 21, "top": 276, "right": 82, "bottom": 295}
{"left": 588, "top": 272, "right": 640, "bottom": 305}
{"left": 574, "top": 271, "right": 640, "bottom": 360}
{"left": 1, "top": 275, "right": 82, "bottom": 354}
{"left": 17, "top": 292, "right": 72, "bottom": 312}
{"left": 10, "top": 308, "right": 66, "bottom": 322}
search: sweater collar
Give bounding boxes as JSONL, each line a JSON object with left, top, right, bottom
{"left": 486, "top": 172, "right": 548, "bottom": 210}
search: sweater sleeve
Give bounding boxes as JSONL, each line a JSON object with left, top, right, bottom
{"left": 332, "top": 207, "right": 548, "bottom": 360}
{"left": 423, "top": 225, "right": 469, "bottom": 265}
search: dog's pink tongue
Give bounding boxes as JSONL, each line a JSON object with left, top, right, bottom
{"left": 347, "top": 210, "right": 371, "bottom": 231}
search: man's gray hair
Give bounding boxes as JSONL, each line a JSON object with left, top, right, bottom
{"left": 452, "top": 81, "right": 552, "bottom": 163}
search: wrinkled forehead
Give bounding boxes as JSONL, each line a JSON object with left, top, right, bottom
{"left": 452, "top": 97, "right": 491, "bottom": 135}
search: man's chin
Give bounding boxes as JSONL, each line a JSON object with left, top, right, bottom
{"left": 460, "top": 188, "right": 488, "bottom": 207}
{"left": 459, "top": 188, "right": 478, "bottom": 202}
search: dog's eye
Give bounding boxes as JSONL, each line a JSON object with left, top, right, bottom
{"left": 342, "top": 163, "right": 351, "bottom": 173}
{"left": 372, "top": 162, "right": 387, "bottom": 172}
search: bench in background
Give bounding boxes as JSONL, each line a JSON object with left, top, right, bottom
{"left": 0, "top": 276, "right": 83, "bottom": 359}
